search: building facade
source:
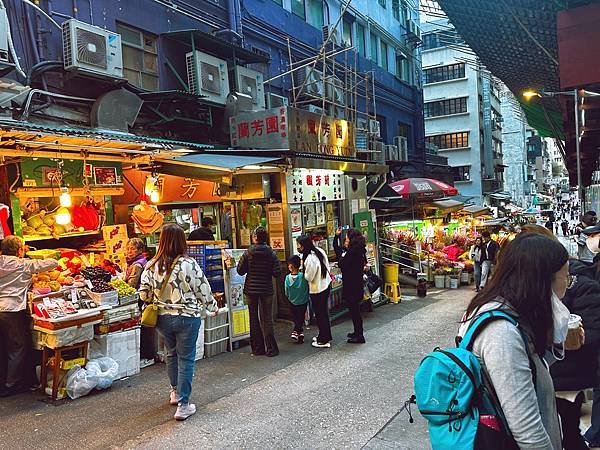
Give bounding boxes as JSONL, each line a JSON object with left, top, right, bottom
{"left": 2, "top": 0, "right": 426, "bottom": 176}
{"left": 421, "top": 19, "right": 505, "bottom": 206}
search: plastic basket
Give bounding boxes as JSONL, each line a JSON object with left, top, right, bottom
{"left": 86, "top": 288, "right": 119, "bottom": 307}
{"left": 204, "top": 337, "right": 228, "bottom": 358}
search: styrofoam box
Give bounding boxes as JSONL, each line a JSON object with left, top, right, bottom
{"left": 101, "top": 303, "right": 140, "bottom": 325}
{"left": 91, "top": 327, "right": 140, "bottom": 379}
{"left": 32, "top": 324, "right": 94, "bottom": 350}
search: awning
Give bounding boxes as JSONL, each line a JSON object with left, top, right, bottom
{"left": 292, "top": 155, "right": 388, "bottom": 175}
{"left": 423, "top": 199, "right": 464, "bottom": 215}
{"left": 488, "top": 192, "right": 512, "bottom": 201}
{"left": 154, "top": 153, "right": 284, "bottom": 182}
{"left": 481, "top": 218, "right": 509, "bottom": 227}
{"left": 461, "top": 205, "right": 491, "bottom": 217}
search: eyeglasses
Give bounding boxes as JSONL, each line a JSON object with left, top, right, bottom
{"left": 567, "top": 275, "right": 577, "bottom": 289}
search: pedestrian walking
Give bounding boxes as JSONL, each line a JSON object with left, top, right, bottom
{"left": 479, "top": 230, "right": 499, "bottom": 289}
{"left": 561, "top": 219, "right": 569, "bottom": 237}
{"left": 284, "top": 255, "right": 309, "bottom": 344}
{"left": 0, "top": 236, "right": 58, "bottom": 397}
{"left": 469, "top": 236, "right": 483, "bottom": 292}
{"left": 139, "top": 224, "right": 216, "bottom": 421}
{"left": 236, "top": 226, "right": 281, "bottom": 357}
{"left": 458, "top": 233, "right": 568, "bottom": 449}
{"left": 333, "top": 227, "right": 367, "bottom": 344}
{"left": 577, "top": 212, "right": 598, "bottom": 263}
{"left": 296, "top": 235, "right": 332, "bottom": 349}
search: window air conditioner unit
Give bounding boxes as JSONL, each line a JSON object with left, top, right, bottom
{"left": 62, "top": 19, "right": 123, "bottom": 78}
{"left": 394, "top": 135, "right": 408, "bottom": 153}
{"left": 235, "top": 65, "right": 265, "bottom": 109}
{"left": 307, "top": 104, "right": 324, "bottom": 115}
{"left": 326, "top": 76, "right": 345, "bottom": 107}
{"left": 326, "top": 104, "right": 345, "bottom": 119}
{"left": 369, "top": 119, "right": 381, "bottom": 138}
{"left": 322, "top": 25, "right": 340, "bottom": 46}
{"left": 295, "top": 66, "right": 324, "bottom": 98}
{"left": 368, "top": 140, "right": 384, "bottom": 153}
{"left": 266, "top": 92, "right": 289, "bottom": 109}
{"left": 186, "top": 51, "right": 230, "bottom": 104}
{"left": 385, "top": 144, "right": 399, "bottom": 161}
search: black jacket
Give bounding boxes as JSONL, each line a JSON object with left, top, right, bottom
{"left": 333, "top": 234, "right": 366, "bottom": 301}
{"left": 237, "top": 244, "right": 281, "bottom": 296}
{"left": 550, "top": 256, "right": 600, "bottom": 390}
{"left": 188, "top": 227, "right": 214, "bottom": 241}
{"left": 481, "top": 239, "right": 500, "bottom": 263}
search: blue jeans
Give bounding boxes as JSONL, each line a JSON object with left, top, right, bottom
{"left": 585, "top": 387, "right": 600, "bottom": 445}
{"left": 473, "top": 262, "right": 482, "bottom": 289}
{"left": 156, "top": 315, "right": 201, "bottom": 405}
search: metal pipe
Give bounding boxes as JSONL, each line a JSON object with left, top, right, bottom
{"left": 87, "top": 0, "right": 93, "bottom": 24}
{"left": 20, "top": 0, "right": 61, "bottom": 29}
{"left": 21, "top": 89, "right": 95, "bottom": 120}
{"left": 574, "top": 88, "right": 583, "bottom": 207}
{"left": 226, "top": 0, "right": 236, "bottom": 34}
{"left": 233, "top": 0, "right": 242, "bottom": 38}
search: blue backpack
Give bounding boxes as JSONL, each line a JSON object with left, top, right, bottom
{"left": 413, "top": 310, "right": 534, "bottom": 450}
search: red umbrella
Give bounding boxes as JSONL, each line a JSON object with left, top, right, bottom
{"left": 388, "top": 178, "right": 458, "bottom": 201}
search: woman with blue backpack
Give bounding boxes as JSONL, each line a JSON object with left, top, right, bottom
{"left": 415, "top": 233, "right": 568, "bottom": 449}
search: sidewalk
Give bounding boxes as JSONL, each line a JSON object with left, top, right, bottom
{"left": 1, "top": 287, "right": 467, "bottom": 450}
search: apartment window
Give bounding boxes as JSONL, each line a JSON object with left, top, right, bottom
{"left": 307, "top": 0, "right": 324, "bottom": 28}
{"left": 380, "top": 41, "right": 388, "bottom": 70}
{"left": 370, "top": 33, "right": 378, "bottom": 63}
{"left": 378, "top": 0, "right": 386, "bottom": 8}
{"left": 117, "top": 23, "right": 158, "bottom": 91}
{"left": 291, "top": 0, "right": 306, "bottom": 20}
{"left": 423, "top": 63, "right": 465, "bottom": 84}
{"left": 455, "top": 166, "right": 471, "bottom": 182}
{"left": 392, "top": 0, "right": 400, "bottom": 20}
{"left": 425, "top": 132, "right": 469, "bottom": 150}
{"left": 342, "top": 19, "right": 353, "bottom": 47}
{"left": 396, "top": 55, "right": 403, "bottom": 78}
{"left": 424, "top": 97, "right": 468, "bottom": 118}
{"left": 356, "top": 23, "right": 366, "bottom": 57}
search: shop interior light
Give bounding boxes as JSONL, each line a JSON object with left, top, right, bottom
{"left": 55, "top": 207, "right": 71, "bottom": 225}
{"left": 522, "top": 90, "right": 542, "bottom": 99}
{"left": 59, "top": 187, "right": 72, "bottom": 208}
{"left": 145, "top": 175, "right": 158, "bottom": 196}
{"left": 149, "top": 189, "right": 160, "bottom": 203}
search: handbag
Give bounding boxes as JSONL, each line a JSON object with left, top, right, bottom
{"left": 141, "top": 256, "right": 180, "bottom": 327}
{"left": 365, "top": 270, "right": 383, "bottom": 294}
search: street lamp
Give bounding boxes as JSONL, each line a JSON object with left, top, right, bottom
{"left": 522, "top": 88, "right": 600, "bottom": 208}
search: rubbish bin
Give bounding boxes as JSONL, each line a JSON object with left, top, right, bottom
{"left": 416, "top": 272, "right": 428, "bottom": 297}
{"left": 383, "top": 264, "right": 399, "bottom": 284}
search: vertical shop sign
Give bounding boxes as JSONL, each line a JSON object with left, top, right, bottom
{"left": 266, "top": 204, "right": 285, "bottom": 252}
{"left": 290, "top": 205, "right": 302, "bottom": 237}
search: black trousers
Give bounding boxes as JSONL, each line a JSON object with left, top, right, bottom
{"left": 245, "top": 293, "right": 278, "bottom": 355}
{"left": 290, "top": 302, "right": 308, "bottom": 334}
{"left": 345, "top": 292, "right": 364, "bottom": 337}
{"left": 0, "top": 311, "right": 32, "bottom": 388}
{"left": 311, "top": 286, "right": 332, "bottom": 343}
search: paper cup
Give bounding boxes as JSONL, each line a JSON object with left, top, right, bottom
{"left": 565, "top": 314, "right": 583, "bottom": 350}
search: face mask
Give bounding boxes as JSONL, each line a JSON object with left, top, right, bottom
{"left": 586, "top": 235, "right": 600, "bottom": 254}
{"left": 551, "top": 291, "right": 571, "bottom": 345}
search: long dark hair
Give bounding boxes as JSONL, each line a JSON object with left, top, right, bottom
{"left": 297, "top": 234, "right": 327, "bottom": 279}
{"left": 148, "top": 224, "right": 187, "bottom": 273}
{"left": 466, "top": 233, "right": 568, "bottom": 354}
{"left": 346, "top": 228, "right": 366, "bottom": 253}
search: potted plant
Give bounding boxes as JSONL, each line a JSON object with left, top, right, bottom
{"left": 449, "top": 267, "right": 461, "bottom": 289}
{"left": 433, "top": 267, "right": 446, "bottom": 289}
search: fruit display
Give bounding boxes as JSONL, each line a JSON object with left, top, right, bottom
{"left": 109, "top": 279, "right": 137, "bottom": 298}
{"left": 82, "top": 266, "right": 112, "bottom": 282}
{"left": 89, "top": 279, "right": 115, "bottom": 294}
{"left": 26, "top": 249, "right": 61, "bottom": 260}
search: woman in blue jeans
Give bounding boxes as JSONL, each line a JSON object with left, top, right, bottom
{"left": 139, "top": 224, "right": 216, "bottom": 421}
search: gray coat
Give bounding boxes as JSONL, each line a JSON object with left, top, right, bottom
{"left": 458, "top": 301, "right": 562, "bottom": 450}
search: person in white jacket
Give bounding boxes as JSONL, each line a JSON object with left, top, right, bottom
{"left": 296, "top": 235, "right": 332, "bottom": 348}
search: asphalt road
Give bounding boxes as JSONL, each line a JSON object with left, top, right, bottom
{"left": 0, "top": 288, "right": 469, "bottom": 450}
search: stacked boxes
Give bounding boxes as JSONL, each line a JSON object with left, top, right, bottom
{"left": 204, "top": 308, "right": 229, "bottom": 358}
{"left": 188, "top": 244, "right": 226, "bottom": 293}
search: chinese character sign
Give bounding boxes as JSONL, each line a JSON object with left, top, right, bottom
{"left": 286, "top": 169, "right": 346, "bottom": 203}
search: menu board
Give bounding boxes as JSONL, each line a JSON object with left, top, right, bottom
{"left": 223, "top": 249, "right": 251, "bottom": 339}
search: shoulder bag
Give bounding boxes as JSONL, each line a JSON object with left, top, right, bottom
{"left": 141, "top": 256, "right": 180, "bottom": 327}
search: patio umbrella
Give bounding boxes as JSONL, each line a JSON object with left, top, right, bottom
{"left": 388, "top": 178, "right": 459, "bottom": 201}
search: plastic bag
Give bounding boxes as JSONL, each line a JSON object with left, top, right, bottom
{"left": 65, "top": 357, "right": 119, "bottom": 399}
{"left": 66, "top": 365, "right": 99, "bottom": 399}
{"left": 90, "top": 357, "right": 119, "bottom": 390}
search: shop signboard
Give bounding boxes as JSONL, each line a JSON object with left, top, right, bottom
{"left": 20, "top": 158, "right": 123, "bottom": 187}
{"left": 290, "top": 205, "right": 303, "bottom": 237}
{"left": 230, "top": 107, "right": 356, "bottom": 158}
{"left": 266, "top": 203, "right": 285, "bottom": 253}
{"left": 285, "top": 168, "right": 346, "bottom": 204}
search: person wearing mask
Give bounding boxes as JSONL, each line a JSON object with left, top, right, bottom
{"left": 479, "top": 230, "right": 499, "bottom": 289}
{"left": 0, "top": 236, "right": 58, "bottom": 397}
{"left": 551, "top": 223, "right": 600, "bottom": 448}
{"left": 458, "top": 233, "right": 569, "bottom": 449}
{"left": 297, "top": 235, "right": 332, "bottom": 349}
{"left": 333, "top": 227, "right": 367, "bottom": 344}
{"left": 469, "top": 236, "right": 484, "bottom": 292}
{"left": 188, "top": 216, "right": 215, "bottom": 241}
{"left": 237, "top": 227, "right": 281, "bottom": 357}
{"left": 139, "top": 224, "right": 216, "bottom": 421}
{"left": 577, "top": 212, "right": 598, "bottom": 263}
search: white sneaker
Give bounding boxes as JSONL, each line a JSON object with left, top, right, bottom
{"left": 312, "top": 341, "right": 331, "bottom": 349}
{"left": 312, "top": 336, "right": 317, "bottom": 342}
{"left": 174, "top": 403, "right": 196, "bottom": 421}
{"left": 169, "top": 389, "right": 178, "bottom": 406}
{"left": 140, "top": 358, "right": 155, "bottom": 369}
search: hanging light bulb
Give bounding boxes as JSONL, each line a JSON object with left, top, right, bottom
{"left": 150, "top": 189, "right": 160, "bottom": 203}
{"left": 59, "top": 187, "right": 72, "bottom": 208}
{"left": 145, "top": 175, "right": 158, "bottom": 196}
{"left": 55, "top": 207, "right": 71, "bottom": 225}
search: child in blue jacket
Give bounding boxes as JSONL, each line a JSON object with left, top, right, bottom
{"left": 284, "top": 255, "right": 310, "bottom": 344}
